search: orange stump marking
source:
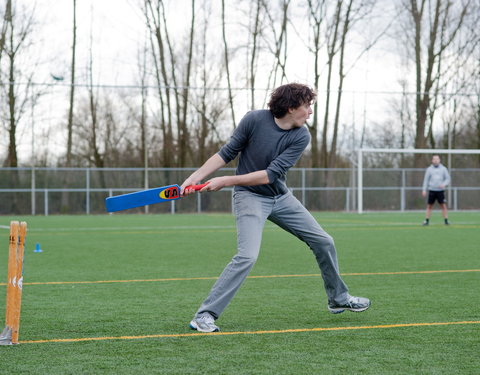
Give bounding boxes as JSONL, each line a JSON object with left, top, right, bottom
{"left": 1, "top": 221, "right": 27, "bottom": 345}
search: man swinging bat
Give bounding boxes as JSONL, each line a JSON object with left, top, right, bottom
{"left": 181, "top": 83, "right": 370, "bottom": 333}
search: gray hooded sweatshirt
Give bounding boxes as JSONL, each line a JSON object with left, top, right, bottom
{"left": 422, "top": 164, "right": 450, "bottom": 192}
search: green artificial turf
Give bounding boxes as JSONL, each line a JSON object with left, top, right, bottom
{"left": 0, "top": 212, "right": 479, "bottom": 374}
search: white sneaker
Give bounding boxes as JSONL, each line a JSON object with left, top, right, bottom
{"left": 328, "top": 295, "right": 371, "bottom": 314}
{"left": 189, "top": 314, "right": 220, "bottom": 333}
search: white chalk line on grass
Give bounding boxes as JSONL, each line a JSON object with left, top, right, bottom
{"left": 20, "top": 320, "right": 480, "bottom": 344}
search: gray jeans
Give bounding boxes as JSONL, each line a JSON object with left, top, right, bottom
{"left": 196, "top": 190, "right": 349, "bottom": 319}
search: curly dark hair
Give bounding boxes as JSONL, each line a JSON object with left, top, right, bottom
{"left": 267, "top": 83, "right": 316, "bottom": 118}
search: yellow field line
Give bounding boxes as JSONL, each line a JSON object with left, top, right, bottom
{"left": 1, "top": 269, "right": 478, "bottom": 287}
{"left": 22, "top": 276, "right": 220, "bottom": 286}
{"left": 341, "top": 269, "right": 480, "bottom": 276}
{"left": 24, "top": 224, "right": 480, "bottom": 237}
{"left": 227, "top": 269, "right": 480, "bottom": 279}
{"left": 20, "top": 320, "right": 480, "bottom": 344}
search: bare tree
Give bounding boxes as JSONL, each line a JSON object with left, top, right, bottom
{"left": 221, "top": 0, "right": 236, "bottom": 128}
{"left": 320, "top": 0, "right": 343, "bottom": 169}
{"left": 305, "top": 0, "right": 326, "bottom": 168}
{"left": 59, "top": 0, "right": 77, "bottom": 210}
{"left": 178, "top": 0, "right": 195, "bottom": 167}
{"left": 261, "top": 0, "right": 291, "bottom": 103}
{"left": 305, "top": 0, "right": 380, "bottom": 170}
{"left": 247, "top": 0, "right": 264, "bottom": 110}
{"left": 65, "top": 0, "right": 76, "bottom": 167}
{"left": 196, "top": 1, "right": 211, "bottom": 163}
{"left": 330, "top": 16, "right": 349, "bottom": 169}
{"left": 190, "top": 0, "right": 229, "bottom": 163}
{"left": 401, "top": 0, "right": 471, "bottom": 167}
{"left": 473, "top": 28, "right": 480, "bottom": 160}
{"left": 0, "top": 0, "right": 37, "bottom": 214}
{"left": 0, "top": 0, "right": 9, "bottom": 64}
{"left": 85, "top": 29, "right": 104, "bottom": 173}
{"left": 1, "top": 0, "right": 35, "bottom": 167}
{"left": 139, "top": 39, "right": 148, "bottom": 171}
{"left": 328, "top": 0, "right": 379, "bottom": 169}
{"left": 144, "top": 0, "right": 174, "bottom": 166}
{"left": 439, "top": 3, "right": 480, "bottom": 165}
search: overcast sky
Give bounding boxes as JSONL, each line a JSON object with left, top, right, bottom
{"left": 34, "top": 0, "right": 400, "bottom": 88}
{"left": 13, "top": 0, "right": 404, "bottom": 163}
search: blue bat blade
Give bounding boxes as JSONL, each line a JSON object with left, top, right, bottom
{"left": 105, "top": 184, "right": 181, "bottom": 212}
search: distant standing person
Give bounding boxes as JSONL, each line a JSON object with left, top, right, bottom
{"left": 422, "top": 155, "right": 451, "bottom": 226}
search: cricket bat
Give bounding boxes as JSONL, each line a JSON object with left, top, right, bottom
{"left": 105, "top": 183, "right": 208, "bottom": 213}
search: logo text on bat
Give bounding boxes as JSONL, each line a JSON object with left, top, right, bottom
{"left": 159, "top": 186, "right": 180, "bottom": 200}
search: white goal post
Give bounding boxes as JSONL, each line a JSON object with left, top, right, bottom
{"left": 357, "top": 148, "right": 480, "bottom": 214}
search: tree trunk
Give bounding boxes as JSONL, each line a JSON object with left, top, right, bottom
{"left": 158, "top": 1, "right": 182, "bottom": 166}
{"left": 7, "top": 40, "right": 17, "bottom": 167}
{"left": 328, "top": 0, "right": 353, "bottom": 171}
{"left": 145, "top": 0, "right": 174, "bottom": 166}
{"left": 179, "top": 0, "right": 195, "bottom": 167}
{"left": 0, "top": 0, "right": 10, "bottom": 65}
{"left": 66, "top": 0, "right": 76, "bottom": 167}
{"left": 249, "top": 0, "right": 262, "bottom": 110}
{"left": 262, "top": 0, "right": 290, "bottom": 98}
{"left": 61, "top": 0, "right": 76, "bottom": 210}
{"left": 306, "top": 0, "right": 326, "bottom": 168}
{"left": 320, "top": 1, "right": 342, "bottom": 169}
{"left": 221, "top": 0, "right": 236, "bottom": 129}
{"left": 408, "top": 0, "right": 469, "bottom": 167}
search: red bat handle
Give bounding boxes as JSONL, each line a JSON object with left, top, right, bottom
{"left": 185, "top": 183, "right": 209, "bottom": 191}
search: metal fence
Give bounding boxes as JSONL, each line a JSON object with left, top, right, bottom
{"left": 0, "top": 167, "right": 479, "bottom": 215}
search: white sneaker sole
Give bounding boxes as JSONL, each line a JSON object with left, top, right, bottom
{"left": 189, "top": 319, "right": 220, "bottom": 333}
{"left": 328, "top": 303, "right": 371, "bottom": 314}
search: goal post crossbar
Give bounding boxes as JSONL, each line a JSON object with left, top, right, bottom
{"left": 357, "top": 148, "right": 480, "bottom": 213}
{"left": 359, "top": 148, "right": 480, "bottom": 154}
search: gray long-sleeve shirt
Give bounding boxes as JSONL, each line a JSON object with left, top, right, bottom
{"left": 218, "top": 109, "right": 310, "bottom": 196}
{"left": 422, "top": 164, "right": 451, "bottom": 192}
